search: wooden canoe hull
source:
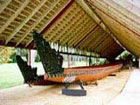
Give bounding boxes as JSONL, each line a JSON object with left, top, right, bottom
{"left": 44, "top": 63, "right": 123, "bottom": 83}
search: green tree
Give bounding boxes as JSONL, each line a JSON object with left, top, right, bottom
{"left": 0, "top": 46, "right": 14, "bottom": 64}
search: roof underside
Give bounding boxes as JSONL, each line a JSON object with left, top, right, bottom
{"left": 0, "top": 0, "right": 123, "bottom": 59}
{"left": 86, "top": 0, "right": 140, "bottom": 57}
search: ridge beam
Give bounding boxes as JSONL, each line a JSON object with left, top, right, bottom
{"left": 76, "top": 0, "right": 125, "bottom": 49}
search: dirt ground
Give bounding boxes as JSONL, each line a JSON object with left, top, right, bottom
{"left": 0, "top": 69, "right": 132, "bottom": 105}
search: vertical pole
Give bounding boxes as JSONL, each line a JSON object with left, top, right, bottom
{"left": 67, "top": 55, "right": 70, "bottom": 68}
{"left": 89, "top": 52, "right": 92, "bottom": 66}
{"left": 86, "top": 57, "right": 88, "bottom": 66}
{"left": 66, "top": 43, "right": 70, "bottom": 68}
{"left": 28, "top": 49, "right": 31, "bottom": 65}
{"left": 95, "top": 58, "right": 98, "bottom": 65}
{"left": 57, "top": 40, "right": 60, "bottom": 54}
{"left": 139, "top": 58, "right": 140, "bottom": 69}
{"left": 31, "top": 50, "right": 37, "bottom": 64}
{"left": 89, "top": 57, "right": 91, "bottom": 66}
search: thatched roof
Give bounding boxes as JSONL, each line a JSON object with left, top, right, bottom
{"left": 86, "top": 0, "right": 140, "bottom": 57}
{"left": 0, "top": 0, "right": 127, "bottom": 59}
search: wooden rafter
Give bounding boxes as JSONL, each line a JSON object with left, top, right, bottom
{"left": 84, "top": 0, "right": 126, "bottom": 49}
{"left": 5, "top": 0, "right": 47, "bottom": 44}
{"left": 70, "top": 22, "right": 94, "bottom": 46}
{"left": 76, "top": 0, "right": 124, "bottom": 49}
{"left": 40, "top": 0, "right": 74, "bottom": 34}
{"left": 0, "top": 0, "right": 30, "bottom": 34}
{"left": 52, "top": 6, "right": 96, "bottom": 47}
{"left": 16, "top": 0, "right": 61, "bottom": 46}
{"left": 75, "top": 0, "right": 101, "bottom": 26}
{"left": 91, "top": 33, "right": 109, "bottom": 50}
{"left": 45, "top": 5, "right": 80, "bottom": 43}
{"left": 96, "top": 37, "right": 112, "bottom": 53}
{"left": 81, "top": 29, "right": 106, "bottom": 50}
{"left": 0, "top": 0, "right": 12, "bottom": 13}
{"left": 25, "top": 0, "right": 74, "bottom": 47}
{"left": 74, "top": 24, "right": 99, "bottom": 48}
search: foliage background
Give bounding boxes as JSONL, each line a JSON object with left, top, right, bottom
{"left": 0, "top": 46, "right": 14, "bottom": 64}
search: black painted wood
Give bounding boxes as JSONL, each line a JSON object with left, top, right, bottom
{"left": 62, "top": 88, "right": 87, "bottom": 96}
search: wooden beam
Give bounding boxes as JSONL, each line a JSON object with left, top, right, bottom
{"left": 67, "top": 54, "right": 70, "bottom": 67}
{"left": 26, "top": 0, "right": 74, "bottom": 48}
{"left": 46, "top": 5, "right": 81, "bottom": 43}
{"left": 5, "top": 0, "right": 47, "bottom": 44}
{"left": 59, "top": 52, "right": 101, "bottom": 58}
{"left": 96, "top": 37, "right": 112, "bottom": 53}
{"left": 40, "top": 0, "right": 74, "bottom": 34}
{"left": 27, "top": 49, "right": 31, "bottom": 65}
{"left": 0, "top": 40, "right": 26, "bottom": 48}
{"left": 84, "top": 0, "right": 126, "bottom": 49}
{"left": 76, "top": 0, "right": 124, "bottom": 48}
{"left": 85, "top": 29, "right": 106, "bottom": 49}
{"left": 69, "top": 22, "right": 95, "bottom": 47}
{"left": 77, "top": 0, "right": 128, "bottom": 58}
{"left": 80, "top": 30, "right": 105, "bottom": 50}
{"left": 16, "top": 0, "right": 60, "bottom": 46}
{"left": 0, "top": 0, "right": 30, "bottom": 34}
{"left": 51, "top": 10, "right": 89, "bottom": 45}
{"left": 75, "top": 0, "right": 101, "bottom": 26}
{"left": 0, "top": 0, "right": 12, "bottom": 14}
{"left": 91, "top": 33, "right": 109, "bottom": 50}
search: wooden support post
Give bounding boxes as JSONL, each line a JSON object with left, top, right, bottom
{"left": 66, "top": 43, "right": 70, "bottom": 68}
{"left": 95, "top": 58, "right": 98, "bottom": 65}
{"left": 139, "top": 58, "right": 140, "bottom": 69}
{"left": 67, "top": 55, "right": 70, "bottom": 68}
{"left": 86, "top": 57, "right": 88, "bottom": 66}
{"left": 89, "top": 53, "right": 92, "bottom": 66}
{"left": 89, "top": 57, "right": 92, "bottom": 66}
{"left": 28, "top": 49, "right": 31, "bottom": 66}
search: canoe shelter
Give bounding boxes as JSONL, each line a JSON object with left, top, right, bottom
{"left": 0, "top": 0, "right": 140, "bottom": 61}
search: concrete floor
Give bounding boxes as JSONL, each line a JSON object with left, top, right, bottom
{"left": 0, "top": 70, "right": 132, "bottom": 105}
{"left": 109, "top": 69, "right": 140, "bottom": 105}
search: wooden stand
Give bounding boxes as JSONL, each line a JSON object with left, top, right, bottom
{"left": 62, "top": 80, "right": 87, "bottom": 96}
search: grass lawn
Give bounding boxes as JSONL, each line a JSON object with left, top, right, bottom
{"left": 0, "top": 61, "right": 87, "bottom": 90}
{"left": 0, "top": 63, "right": 23, "bottom": 90}
{"left": 0, "top": 63, "right": 45, "bottom": 90}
